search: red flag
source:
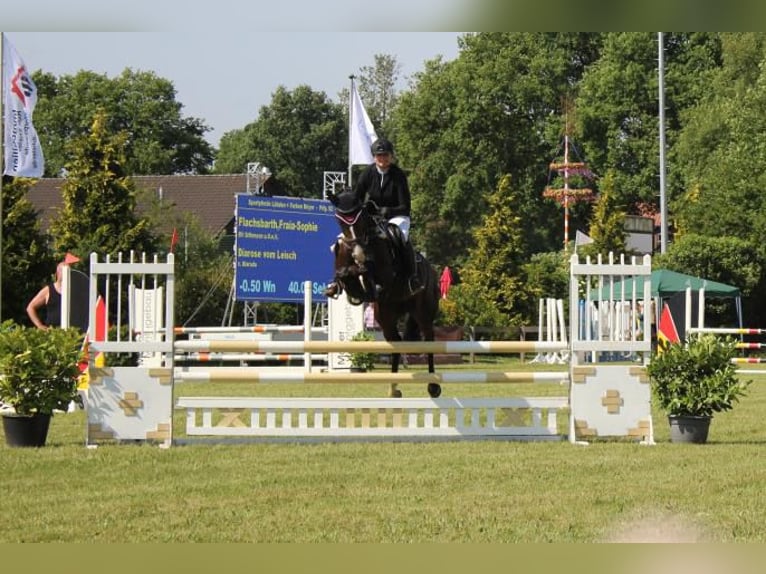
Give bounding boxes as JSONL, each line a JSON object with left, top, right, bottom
{"left": 94, "top": 295, "right": 107, "bottom": 342}
{"left": 170, "top": 228, "right": 179, "bottom": 253}
{"left": 440, "top": 266, "right": 453, "bottom": 299}
{"left": 657, "top": 302, "right": 680, "bottom": 351}
{"left": 63, "top": 252, "right": 80, "bottom": 265}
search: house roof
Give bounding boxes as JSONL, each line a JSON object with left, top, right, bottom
{"left": 27, "top": 174, "right": 254, "bottom": 235}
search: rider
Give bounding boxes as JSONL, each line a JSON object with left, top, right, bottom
{"left": 325, "top": 137, "right": 423, "bottom": 298}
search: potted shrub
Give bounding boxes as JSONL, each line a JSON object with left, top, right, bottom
{"left": 350, "top": 330, "right": 376, "bottom": 372}
{"left": 0, "top": 320, "right": 85, "bottom": 447}
{"left": 646, "top": 333, "right": 751, "bottom": 444}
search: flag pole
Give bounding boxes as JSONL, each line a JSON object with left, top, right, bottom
{"left": 1, "top": 32, "right": 5, "bottom": 323}
{"left": 347, "top": 74, "right": 355, "bottom": 189}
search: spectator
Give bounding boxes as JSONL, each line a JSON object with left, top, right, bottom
{"left": 26, "top": 253, "right": 80, "bottom": 330}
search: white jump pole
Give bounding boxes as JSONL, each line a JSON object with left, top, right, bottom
{"left": 304, "top": 280, "right": 312, "bottom": 373}
{"left": 531, "top": 298, "right": 545, "bottom": 363}
{"left": 685, "top": 287, "right": 692, "bottom": 338}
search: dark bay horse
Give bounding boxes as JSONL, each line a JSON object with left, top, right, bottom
{"left": 327, "top": 189, "right": 441, "bottom": 398}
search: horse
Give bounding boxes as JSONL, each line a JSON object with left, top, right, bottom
{"left": 327, "top": 189, "right": 441, "bottom": 398}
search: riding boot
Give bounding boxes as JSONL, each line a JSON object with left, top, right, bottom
{"left": 404, "top": 240, "right": 424, "bottom": 296}
{"left": 358, "top": 253, "right": 378, "bottom": 301}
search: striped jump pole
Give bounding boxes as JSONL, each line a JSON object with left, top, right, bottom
{"left": 174, "top": 353, "right": 316, "bottom": 363}
{"left": 173, "top": 340, "right": 568, "bottom": 355}
{"left": 174, "top": 369, "right": 569, "bottom": 384}
{"left": 174, "top": 325, "right": 327, "bottom": 335}
{"left": 688, "top": 327, "right": 766, "bottom": 335}
{"left": 735, "top": 343, "right": 766, "bottom": 349}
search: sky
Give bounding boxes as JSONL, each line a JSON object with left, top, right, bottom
{"left": 7, "top": 32, "right": 464, "bottom": 148}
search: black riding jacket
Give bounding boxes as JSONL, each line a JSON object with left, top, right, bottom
{"left": 353, "top": 163, "right": 411, "bottom": 219}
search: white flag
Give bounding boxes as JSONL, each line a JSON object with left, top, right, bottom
{"left": 575, "top": 229, "right": 594, "bottom": 247}
{"left": 3, "top": 34, "right": 45, "bottom": 178}
{"left": 349, "top": 82, "right": 377, "bottom": 166}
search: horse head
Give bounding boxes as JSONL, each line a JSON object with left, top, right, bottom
{"left": 330, "top": 188, "right": 379, "bottom": 264}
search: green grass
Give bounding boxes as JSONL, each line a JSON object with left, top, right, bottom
{"left": 1, "top": 358, "right": 765, "bottom": 542}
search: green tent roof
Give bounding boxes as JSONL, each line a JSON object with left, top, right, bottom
{"left": 596, "top": 269, "right": 740, "bottom": 299}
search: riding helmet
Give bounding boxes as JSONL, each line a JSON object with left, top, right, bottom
{"left": 371, "top": 138, "right": 394, "bottom": 156}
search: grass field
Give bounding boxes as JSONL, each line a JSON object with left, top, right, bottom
{"left": 1, "top": 357, "right": 764, "bottom": 542}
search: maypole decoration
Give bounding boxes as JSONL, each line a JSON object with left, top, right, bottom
{"left": 543, "top": 133, "right": 594, "bottom": 247}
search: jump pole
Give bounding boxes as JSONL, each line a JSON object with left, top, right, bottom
{"left": 173, "top": 340, "right": 568, "bottom": 355}
{"left": 174, "top": 370, "right": 568, "bottom": 384}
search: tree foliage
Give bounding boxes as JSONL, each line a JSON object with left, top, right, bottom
{"left": 654, "top": 234, "right": 761, "bottom": 299}
{"left": 32, "top": 69, "right": 214, "bottom": 176}
{"left": 394, "top": 33, "right": 604, "bottom": 267}
{"left": 215, "top": 85, "right": 346, "bottom": 196}
{"left": 667, "top": 33, "right": 766, "bottom": 324}
{"left": 575, "top": 33, "right": 722, "bottom": 211}
{"left": 173, "top": 218, "right": 233, "bottom": 328}
{"left": 454, "top": 175, "right": 527, "bottom": 326}
{"left": 0, "top": 177, "right": 54, "bottom": 324}
{"left": 583, "top": 171, "right": 627, "bottom": 258}
{"left": 49, "top": 110, "right": 157, "bottom": 258}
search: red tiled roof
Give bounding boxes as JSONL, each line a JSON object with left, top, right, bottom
{"left": 27, "top": 174, "right": 251, "bottom": 235}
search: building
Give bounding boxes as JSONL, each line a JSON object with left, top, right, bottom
{"left": 26, "top": 174, "right": 255, "bottom": 238}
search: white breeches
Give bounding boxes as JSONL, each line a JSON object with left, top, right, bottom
{"left": 388, "top": 215, "right": 410, "bottom": 240}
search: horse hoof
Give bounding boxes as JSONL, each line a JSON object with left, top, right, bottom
{"left": 389, "top": 388, "right": 403, "bottom": 398}
{"left": 427, "top": 383, "right": 441, "bottom": 398}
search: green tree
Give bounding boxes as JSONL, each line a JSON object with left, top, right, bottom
{"left": 654, "top": 234, "right": 760, "bottom": 299}
{"left": 173, "top": 216, "right": 233, "bottom": 328}
{"left": 1, "top": 177, "right": 54, "bottom": 324}
{"left": 521, "top": 250, "right": 570, "bottom": 313}
{"left": 49, "top": 110, "right": 157, "bottom": 258}
{"left": 393, "top": 33, "right": 604, "bottom": 267}
{"left": 32, "top": 69, "right": 214, "bottom": 176}
{"left": 653, "top": 234, "right": 760, "bottom": 325}
{"left": 584, "top": 171, "right": 627, "bottom": 258}
{"left": 671, "top": 34, "right": 766, "bottom": 324}
{"left": 576, "top": 33, "right": 722, "bottom": 211}
{"left": 673, "top": 34, "right": 766, "bottom": 242}
{"left": 457, "top": 175, "right": 527, "bottom": 326}
{"left": 215, "top": 85, "right": 346, "bottom": 197}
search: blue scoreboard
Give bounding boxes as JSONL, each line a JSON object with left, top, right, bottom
{"left": 234, "top": 194, "right": 339, "bottom": 302}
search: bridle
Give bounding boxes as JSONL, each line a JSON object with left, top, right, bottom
{"left": 335, "top": 206, "right": 370, "bottom": 249}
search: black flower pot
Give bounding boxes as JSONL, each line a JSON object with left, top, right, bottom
{"left": 2, "top": 413, "right": 52, "bottom": 447}
{"left": 668, "top": 415, "right": 711, "bottom": 444}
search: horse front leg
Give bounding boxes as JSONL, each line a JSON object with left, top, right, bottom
{"left": 421, "top": 324, "right": 440, "bottom": 398}
{"left": 379, "top": 320, "right": 402, "bottom": 398}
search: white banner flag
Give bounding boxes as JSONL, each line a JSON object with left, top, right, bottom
{"left": 3, "top": 34, "right": 45, "bottom": 178}
{"left": 349, "top": 82, "right": 377, "bottom": 166}
{"left": 575, "top": 229, "right": 594, "bottom": 247}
